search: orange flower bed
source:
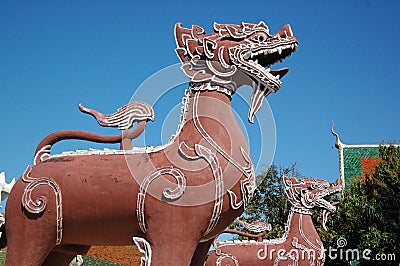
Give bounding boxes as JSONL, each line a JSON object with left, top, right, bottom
{"left": 86, "top": 246, "right": 142, "bottom": 265}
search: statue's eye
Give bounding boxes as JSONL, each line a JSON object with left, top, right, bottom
{"left": 258, "top": 34, "right": 267, "bottom": 42}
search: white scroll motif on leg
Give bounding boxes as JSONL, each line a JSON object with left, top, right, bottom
{"left": 179, "top": 142, "right": 224, "bottom": 235}
{"left": 136, "top": 167, "right": 186, "bottom": 233}
{"left": 21, "top": 165, "right": 63, "bottom": 245}
{"left": 227, "top": 147, "right": 256, "bottom": 210}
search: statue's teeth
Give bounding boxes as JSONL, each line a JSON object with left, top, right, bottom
{"left": 277, "top": 47, "right": 282, "bottom": 54}
{"left": 243, "top": 51, "right": 251, "bottom": 59}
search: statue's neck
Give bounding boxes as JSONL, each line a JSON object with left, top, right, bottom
{"left": 178, "top": 82, "right": 250, "bottom": 166}
{"left": 285, "top": 209, "right": 321, "bottom": 249}
{"left": 184, "top": 83, "right": 235, "bottom": 123}
{"left": 287, "top": 210, "right": 314, "bottom": 232}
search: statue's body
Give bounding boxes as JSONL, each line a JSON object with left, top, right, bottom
{"left": 2, "top": 21, "right": 297, "bottom": 265}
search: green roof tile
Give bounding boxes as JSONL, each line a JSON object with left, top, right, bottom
{"left": 343, "top": 146, "right": 379, "bottom": 187}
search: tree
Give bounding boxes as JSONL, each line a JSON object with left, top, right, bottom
{"left": 230, "top": 164, "right": 299, "bottom": 239}
{"left": 316, "top": 145, "right": 400, "bottom": 265}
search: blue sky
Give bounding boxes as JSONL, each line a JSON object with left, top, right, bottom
{"left": 1, "top": 0, "right": 399, "bottom": 188}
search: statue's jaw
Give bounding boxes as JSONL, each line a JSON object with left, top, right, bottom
{"left": 247, "top": 68, "right": 289, "bottom": 123}
{"left": 229, "top": 24, "right": 298, "bottom": 122}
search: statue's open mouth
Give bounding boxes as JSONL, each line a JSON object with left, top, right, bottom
{"left": 230, "top": 24, "right": 298, "bottom": 122}
{"left": 240, "top": 24, "right": 297, "bottom": 90}
{"left": 242, "top": 45, "right": 295, "bottom": 90}
{"left": 318, "top": 182, "right": 342, "bottom": 230}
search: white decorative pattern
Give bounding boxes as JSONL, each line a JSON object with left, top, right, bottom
{"left": 21, "top": 165, "right": 63, "bottom": 245}
{"left": 214, "top": 238, "right": 240, "bottom": 266}
{"left": 227, "top": 190, "right": 243, "bottom": 210}
{"left": 191, "top": 89, "right": 256, "bottom": 211}
{"left": 216, "top": 253, "right": 239, "bottom": 266}
{"left": 34, "top": 145, "right": 52, "bottom": 165}
{"left": 227, "top": 147, "right": 256, "bottom": 210}
{"left": 136, "top": 167, "right": 186, "bottom": 233}
{"left": 298, "top": 213, "right": 325, "bottom": 263}
{"left": 79, "top": 101, "right": 155, "bottom": 130}
{"left": 179, "top": 142, "right": 224, "bottom": 235}
{"left": 133, "top": 237, "right": 152, "bottom": 266}
{"left": 190, "top": 83, "right": 232, "bottom": 97}
{"left": 235, "top": 218, "right": 271, "bottom": 233}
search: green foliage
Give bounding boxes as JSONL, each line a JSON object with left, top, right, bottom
{"left": 82, "top": 256, "right": 124, "bottom": 265}
{"left": 0, "top": 250, "right": 5, "bottom": 266}
{"left": 231, "top": 164, "right": 299, "bottom": 240}
{"left": 315, "top": 145, "right": 400, "bottom": 265}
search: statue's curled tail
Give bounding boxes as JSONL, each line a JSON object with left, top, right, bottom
{"left": 34, "top": 101, "right": 154, "bottom": 158}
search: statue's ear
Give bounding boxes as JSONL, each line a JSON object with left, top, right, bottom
{"left": 191, "top": 24, "right": 205, "bottom": 40}
{"left": 283, "top": 175, "right": 290, "bottom": 184}
{"left": 175, "top": 23, "right": 191, "bottom": 48}
{"left": 283, "top": 175, "right": 297, "bottom": 186}
{"left": 257, "top": 21, "right": 269, "bottom": 31}
{"left": 213, "top": 22, "right": 223, "bottom": 32}
{"left": 225, "top": 25, "right": 246, "bottom": 39}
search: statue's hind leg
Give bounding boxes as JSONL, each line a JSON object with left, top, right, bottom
{"left": 5, "top": 217, "right": 57, "bottom": 266}
{"left": 139, "top": 233, "right": 199, "bottom": 266}
{"left": 190, "top": 239, "right": 214, "bottom": 266}
{"left": 5, "top": 202, "right": 58, "bottom": 265}
{"left": 150, "top": 241, "right": 199, "bottom": 266}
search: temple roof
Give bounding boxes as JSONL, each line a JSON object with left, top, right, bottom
{"left": 331, "top": 122, "right": 399, "bottom": 190}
